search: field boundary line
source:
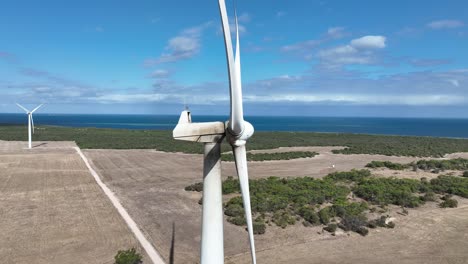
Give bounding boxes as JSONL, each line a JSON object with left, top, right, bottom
{"left": 74, "top": 147, "right": 165, "bottom": 264}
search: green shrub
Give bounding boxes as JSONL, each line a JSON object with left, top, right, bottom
{"left": 354, "top": 177, "right": 424, "bottom": 207}
{"left": 228, "top": 216, "right": 246, "bottom": 226}
{"left": 421, "top": 191, "right": 437, "bottom": 202}
{"left": 416, "top": 158, "right": 468, "bottom": 171}
{"left": 430, "top": 176, "right": 468, "bottom": 198}
{"left": 366, "top": 161, "right": 409, "bottom": 170}
{"left": 356, "top": 226, "right": 369, "bottom": 236}
{"left": 222, "top": 151, "right": 318, "bottom": 162}
{"left": 298, "top": 206, "right": 320, "bottom": 225}
{"left": 332, "top": 202, "right": 368, "bottom": 218}
{"left": 185, "top": 182, "right": 203, "bottom": 192}
{"left": 225, "top": 203, "right": 244, "bottom": 217}
{"left": 367, "top": 216, "right": 387, "bottom": 228}
{"left": 222, "top": 176, "right": 239, "bottom": 194}
{"left": 272, "top": 210, "right": 296, "bottom": 228}
{"left": 439, "top": 194, "right": 458, "bottom": 208}
{"left": 253, "top": 221, "right": 266, "bottom": 234}
{"left": 439, "top": 199, "right": 458, "bottom": 208}
{"left": 325, "top": 169, "right": 371, "bottom": 182}
{"left": 114, "top": 248, "right": 142, "bottom": 264}
{"left": 339, "top": 215, "right": 368, "bottom": 235}
{"left": 323, "top": 223, "right": 337, "bottom": 233}
{"left": 318, "top": 207, "right": 332, "bottom": 224}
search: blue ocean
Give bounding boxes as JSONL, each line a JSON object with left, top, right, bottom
{"left": 1, "top": 113, "right": 468, "bottom": 138}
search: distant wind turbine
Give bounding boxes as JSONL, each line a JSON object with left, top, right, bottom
{"left": 16, "top": 103, "right": 43, "bottom": 149}
{"left": 173, "top": 1, "right": 256, "bottom": 263}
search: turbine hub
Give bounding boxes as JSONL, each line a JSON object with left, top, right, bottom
{"left": 226, "top": 120, "right": 254, "bottom": 147}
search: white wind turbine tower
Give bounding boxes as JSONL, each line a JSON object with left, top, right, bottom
{"left": 16, "top": 103, "right": 43, "bottom": 149}
{"left": 173, "top": 0, "right": 256, "bottom": 263}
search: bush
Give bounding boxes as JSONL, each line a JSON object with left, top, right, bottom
{"left": 323, "top": 223, "right": 337, "bottom": 233}
{"left": 439, "top": 195, "right": 458, "bottom": 208}
{"left": 225, "top": 203, "right": 244, "bottom": 217}
{"left": 430, "top": 176, "right": 468, "bottom": 198}
{"left": 366, "top": 161, "right": 409, "bottom": 170}
{"left": 222, "top": 151, "right": 318, "bottom": 162}
{"left": 222, "top": 176, "right": 239, "bottom": 194}
{"left": 185, "top": 182, "right": 203, "bottom": 192}
{"left": 339, "top": 215, "right": 368, "bottom": 234}
{"left": 356, "top": 226, "right": 369, "bottom": 236}
{"left": 318, "top": 207, "right": 332, "bottom": 224}
{"left": 367, "top": 216, "right": 387, "bottom": 228}
{"left": 421, "top": 192, "right": 437, "bottom": 202}
{"left": 253, "top": 221, "right": 266, "bottom": 234}
{"left": 325, "top": 169, "right": 371, "bottom": 182}
{"left": 114, "top": 248, "right": 142, "bottom": 264}
{"left": 228, "top": 216, "right": 246, "bottom": 226}
{"left": 332, "top": 202, "right": 368, "bottom": 218}
{"left": 463, "top": 171, "right": 468, "bottom": 177}
{"left": 440, "top": 199, "right": 458, "bottom": 208}
{"left": 272, "top": 210, "right": 296, "bottom": 228}
{"left": 298, "top": 206, "right": 320, "bottom": 225}
{"left": 354, "top": 177, "right": 424, "bottom": 207}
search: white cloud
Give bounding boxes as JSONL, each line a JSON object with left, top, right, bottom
{"left": 350, "top": 35, "right": 386, "bottom": 49}
{"left": 317, "top": 35, "right": 386, "bottom": 67}
{"left": 448, "top": 79, "right": 460, "bottom": 87}
{"left": 281, "top": 27, "right": 348, "bottom": 57}
{"left": 281, "top": 40, "right": 321, "bottom": 52}
{"left": 145, "top": 22, "right": 212, "bottom": 66}
{"left": 238, "top": 13, "right": 251, "bottom": 23}
{"left": 327, "top": 27, "right": 346, "bottom": 38}
{"left": 149, "top": 69, "right": 170, "bottom": 78}
{"left": 427, "top": 19, "right": 464, "bottom": 29}
{"left": 243, "top": 94, "right": 464, "bottom": 106}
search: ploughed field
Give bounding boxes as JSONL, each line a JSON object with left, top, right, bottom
{"left": 83, "top": 146, "right": 468, "bottom": 264}
{"left": 0, "top": 141, "right": 142, "bottom": 264}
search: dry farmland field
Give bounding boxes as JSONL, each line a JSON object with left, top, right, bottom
{"left": 83, "top": 146, "right": 468, "bottom": 264}
{"left": 2, "top": 128, "right": 468, "bottom": 264}
{"left": 0, "top": 141, "right": 144, "bottom": 264}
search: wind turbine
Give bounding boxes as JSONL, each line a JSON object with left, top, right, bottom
{"left": 16, "top": 103, "right": 43, "bottom": 149}
{"left": 173, "top": 0, "right": 256, "bottom": 263}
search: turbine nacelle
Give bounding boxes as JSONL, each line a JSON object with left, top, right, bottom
{"left": 173, "top": 110, "right": 225, "bottom": 143}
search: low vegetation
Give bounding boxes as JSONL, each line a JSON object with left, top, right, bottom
{"left": 439, "top": 195, "right": 458, "bottom": 208}
{"left": 3, "top": 125, "right": 468, "bottom": 157}
{"left": 221, "top": 151, "right": 318, "bottom": 162}
{"left": 366, "top": 158, "right": 468, "bottom": 172}
{"left": 114, "top": 248, "right": 142, "bottom": 264}
{"left": 185, "top": 170, "right": 468, "bottom": 236}
{"left": 366, "top": 161, "right": 409, "bottom": 170}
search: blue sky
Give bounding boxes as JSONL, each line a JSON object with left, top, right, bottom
{"left": 0, "top": 0, "right": 467, "bottom": 117}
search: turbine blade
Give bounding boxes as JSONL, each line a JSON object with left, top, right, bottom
{"left": 31, "top": 114, "right": 35, "bottom": 134}
{"left": 232, "top": 9, "right": 244, "bottom": 134}
{"left": 16, "top": 103, "right": 29, "bottom": 113}
{"left": 31, "top": 104, "right": 43, "bottom": 113}
{"left": 232, "top": 145, "right": 256, "bottom": 264}
{"left": 218, "top": 0, "right": 244, "bottom": 135}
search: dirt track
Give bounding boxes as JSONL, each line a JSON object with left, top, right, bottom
{"left": 83, "top": 147, "right": 468, "bottom": 264}
{"left": 0, "top": 141, "right": 143, "bottom": 264}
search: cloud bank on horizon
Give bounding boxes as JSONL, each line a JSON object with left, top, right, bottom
{"left": 0, "top": 0, "right": 467, "bottom": 117}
